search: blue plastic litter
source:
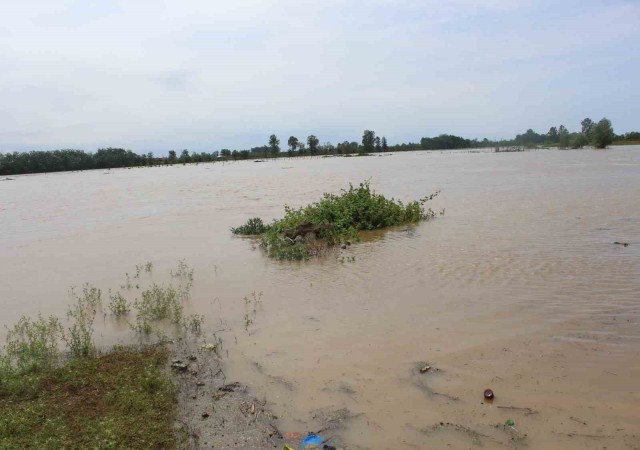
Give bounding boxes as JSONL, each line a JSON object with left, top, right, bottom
{"left": 300, "top": 434, "right": 329, "bottom": 449}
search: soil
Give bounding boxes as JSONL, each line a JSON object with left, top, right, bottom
{"left": 169, "top": 340, "right": 285, "bottom": 449}
{"left": 169, "top": 339, "right": 349, "bottom": 449}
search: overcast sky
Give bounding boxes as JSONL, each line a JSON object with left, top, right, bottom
{"left": 1, "top": 0, "right": 639, "bottom": 154}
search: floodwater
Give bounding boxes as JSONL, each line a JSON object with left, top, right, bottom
{"left": 1, "top": 148, "right": 639, "bottom": 449}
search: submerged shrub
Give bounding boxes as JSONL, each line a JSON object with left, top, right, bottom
{"left": 233, "top": 181, "right": 440, "bottom": 260}
{"left": 231, "top": 217, "right": 270, "bottom": 235}
{"left": 64, "top": 284, "right": 102, "bottom": 358}
{"left": 108, "top": 291, "right": 130, "bottom": 316}
{"left": 2, "top": 315, "right": 63, "bottom": 373}
{"left": 132, "top": 284, "right": 185, "bottom": 334}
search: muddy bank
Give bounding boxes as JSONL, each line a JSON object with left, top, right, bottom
{"left": 169, "top": 339, "right": 284, "bottom": 449}
{"left": 171, "top": 340, "right": 354, "bottom": 449}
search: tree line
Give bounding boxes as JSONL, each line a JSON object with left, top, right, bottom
{"left": 0, "top": 117, "right": 634, "bottom": 176}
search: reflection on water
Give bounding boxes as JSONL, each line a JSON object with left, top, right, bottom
{"left": 2, "top": 148, "right": 640, "bottom": 449}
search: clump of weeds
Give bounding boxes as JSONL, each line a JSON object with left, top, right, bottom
{"left": 242, "top": 291, "right": 263, "bottom": 331}
{"left": 182, "top": 314, "right": 205, "bottom": 336}
{"left": 63, "top": 284, "right": 102, "bottom": 358}
{"left": 108, "top": 290, "right": 130, "bottom": 316}
{"left": 231, "top": 217, "right": 271, "bottom": 235}
{"left": 232, "top": 180, "right": 441, "bottom": 260}
{"left": 2, "top": 315, "right": 63, "bottom": 374}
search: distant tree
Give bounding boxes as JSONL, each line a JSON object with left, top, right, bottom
{"left": 179, "top": 149, "right": 191, "bottom": 164}
{"left": 362, "top": 130, "right": 376, "bottom": 152}
{"left": 625, "top": 131, "right": 640, "bottom": 140}
{"left": 558, "top": 125, "right": 570, "bottom": 149}
{"left": 268, "top": 134, "right": 280, "bottom": 157}
{"left": 298, "top": 143, "right": 306, "bottom": 155}
{"left": 220, "top": 149, "right": 231, "bottom": 158}
{"left": 307, "top": 135, "right": 319, "bottom": 155}
{"left": 146, "top": 152, "right": 154, "bottom": 166}
{"left": 581, "top": 118, "right": 595, "bottom": 139}
{"left": 322, "top": 142, "right": 335, "bottom": 154}
{"left": 571, "top": 133, "right": 589, "bottom": 149}
{"left": 592, "top": 118, "right": 614, "bottom": 148}
{"left": 381, "top": 136, "right": 388, "bottom": 152}
{"left": 374, "top": 136, "right": 381, "bottom": 152}
{"left": 168, "top": 150, "right": 177, "bottom": 164}
{"left": 547, "top": 127, "right": 559, "bottom": 144}
{"left": 287, "top": 136, "right": 299, "bottom": 156}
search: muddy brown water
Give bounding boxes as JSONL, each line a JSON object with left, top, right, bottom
{"left": 2, "top": 148, "right": 639, "bottom": 449}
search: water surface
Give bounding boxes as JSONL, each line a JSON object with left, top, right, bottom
{"left": 2, "top": 148, "right": 639, "bottom": 449}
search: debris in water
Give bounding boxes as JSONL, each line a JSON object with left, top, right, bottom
{"left": 171, "top": 360, "right": 188, "bottom": 372}
{"left": 201, "top": 343, "right": 218, "bottom": 351}
{"left": 484, "top": 388, "right": 495, "bottom": 400}
{"left": 420, "top": 364, "right": 431, "bottom": 373}
{"left": 301, "top": 434, "right": 334, "bottom": 449}
{"left": 505, "top": 419, "right": 515, "bottom": 427}
{"left": 614, "top": 241, "right": 630, "bottom": 247}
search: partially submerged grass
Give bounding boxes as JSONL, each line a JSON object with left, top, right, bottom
{"left": 233, "top": 180, "right": 440, "bottom": 260}
{"left": 0, "top": 260, "right": 201, "bottom": 448}
{"left": 0, "top": 346, "right": 177, "bottom": 449}
{"left": 108, "top": 290, "right": 130, "bottom": 316}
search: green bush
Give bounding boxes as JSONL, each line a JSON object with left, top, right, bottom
{"left": 235, "top": 181, "right": 440, "bottom": 260}
{"left": 232, "top": 217, "right": 271, "bottom": 235}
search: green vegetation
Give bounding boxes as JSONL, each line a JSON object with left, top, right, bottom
{"left": 0, "top": 260, "right": 201, "bottom": 448}
{"left": 233, "top": 181, "right": 440, "bottom": 260}
{"left": 108, "top": 291, "right": 131, "bottom": 316}
{"left": 0, "top": 346, "right": 177, "bottom": 449}
{"left": 231, "top": 217, "right": 270, "bottom": 235}
{"left": 592, "top": 118, "right": 615, "bottom": 148}
{"left": 3, "top": 118, "right": 636, "bottom": 176}
{"left": 64, "top": 285, "right": 102, "bottom": 358}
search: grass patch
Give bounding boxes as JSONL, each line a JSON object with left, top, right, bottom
{"left": 0, "top": 260, "right": 202, "bottom": 448}
{"left": 0, "top": 346, "right": 177, "bottom": 449}
{"left": 233, "top": 181, "right": 440, "bottom": 260}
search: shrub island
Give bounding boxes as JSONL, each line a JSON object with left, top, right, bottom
{"left": 232, "top": 181, "right": 441, "bottom": 260}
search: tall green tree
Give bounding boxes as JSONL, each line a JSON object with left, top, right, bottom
{"left": 147, "top": 152, "right": 154, "bottom": 166}
{"left": 287, "top": 136, "right": 299, "bottom": 155}
{"left": 362, "top": 130, "right": 376, "bottom": 152}
{"left": 381, "top": 136, "right": 388, "bottom": 152}
{"left": 268, "top": 134, "right": 280, "bottom": 157}
{"left": 592, "top": 118, "right": 614, "bottom": 148}
{"left": 179, "top": 149, "right": 191, "bottom": 164}
{"left": 374, "top": 136, "right": 381, "bottom": 152}
{"left": 547, "top": 127, "right": 558, "bottom": 144}
{"left": 571, "top": 133, "right": 589, "bottom": 149}
{"left": 581, "top": 118, "right": 595, "bottom": 139}
{"left": 558, "top": 125, "right": 570, "bottom": 149}
{"left": 167, "top": 150, "right": 177, "bottom": 164}
{"left": 307, "top": 135, "right": 319, "bottom": 155}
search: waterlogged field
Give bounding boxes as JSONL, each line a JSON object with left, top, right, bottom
{"left": 1, "top": 148, "right": 640, "bottom": 449}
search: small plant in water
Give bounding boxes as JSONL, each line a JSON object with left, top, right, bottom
{"left": 231, "top": 217, "right": 270, "bottom": 235}
{"left": 131, "top": 284, "right": 184, "bottom": 334}
{"left": 108, "top": 291, "right": 130, "bottom": 316}
{"left": 2, "top": 315, "right": 63, "bottom": 373}
{"left": 242, "top": 291, "right": 262, "bottom": 331}
{"left": 63, "top": 284, "right": 102, "bottom": 358}
{"left": 183, "top": 314, "right": 205, "bottom": 336}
